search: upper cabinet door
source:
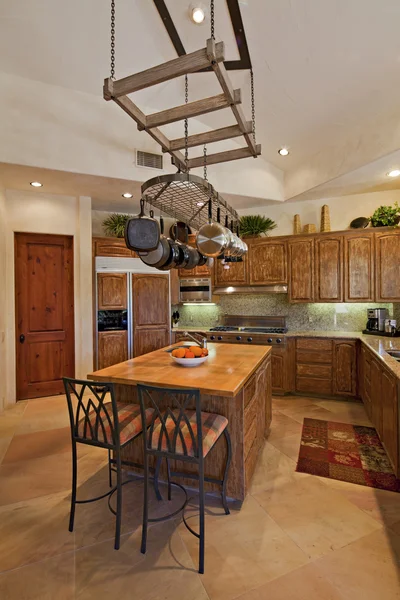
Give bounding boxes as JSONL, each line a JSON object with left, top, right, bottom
{"left": 315, "top": 236, "right": 343, "bottom": 302}
{"left": 344, "top": 233, "right": 374, "bottom": 302}
{"left": 94, "top": 237, "right": 137, "bottom": 258}
{"left": 288, "top": 238, "right": 314, "bottom": 303}
{"left": 249, "top": 239, "right": 287, "bottom": 285}
{"left": 214, "top": 255, "right": 248, "bottom": 286}
{"left": 97, "top": 273, "right": 127, "bottom": 310}
{"left": 375, "top": 231, "right": 400, "bottom": 301}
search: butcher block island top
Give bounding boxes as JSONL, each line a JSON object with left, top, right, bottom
{"left": 88, "top": 343, "right": 271, "bottom": 397}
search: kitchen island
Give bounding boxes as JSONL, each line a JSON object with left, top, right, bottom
{"left": 88, "top": 343, "right": 272, "bottom": 502}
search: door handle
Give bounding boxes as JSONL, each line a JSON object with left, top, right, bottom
{"left": 19, "top": 334, "right": 25, "bottom": 343}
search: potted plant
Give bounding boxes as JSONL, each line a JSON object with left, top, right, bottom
{"left": 369, "top": 202, "right": 400, "bottom": 228}
{"left": 239, "top": 215, "right": 277, "bottom": 238}
{"left": 102, "top": 213, "right": 131, "bottom": 238}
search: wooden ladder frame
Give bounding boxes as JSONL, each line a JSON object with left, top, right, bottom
{"left": 103, "top": 39, "right": 261, "bottom": 172}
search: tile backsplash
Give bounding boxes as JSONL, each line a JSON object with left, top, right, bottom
{"left": 173, "top": 294, "right": 396, "bottom": 332}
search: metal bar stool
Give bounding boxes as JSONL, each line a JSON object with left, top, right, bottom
{"left": 63, "top": 377, "right": 154, "bottom": 550}
{"left": 137, "top": 384, "right": 232, "bottom": 574}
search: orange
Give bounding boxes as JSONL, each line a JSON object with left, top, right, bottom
{"left": 185, "top": 350, "right": 195, "bottom": 359}
{"left": 171, "top": 349, "right": 179, "bottom": 357}
{"left": 175, "top": 348, "right": 186, "bottom": 358}
{"left": 201, "top": 348, "right": 209, "bottom": 356}
{"left": 189, "top": 346, "right": 200, "bottom": 354}
{"left": 191, "top": 347, "right": 203, "bottom": 357}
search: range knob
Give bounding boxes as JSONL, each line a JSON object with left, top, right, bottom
{"left": 236, "top": 335, "right": 242, "bottom": 341}
{"left": 267, "top": 337, "right": 273, "bottom": 343}
{"left": 247, "top": 337, "right": 253, "bottom": 342}
{"left": 218, "top": 336, "right": 223, "bottom": 341}
{"left": 210, "top": 335, "right": 215, "bottom": 340}
{"left": 276, "top": 338, "right": 282, "bottom": 344}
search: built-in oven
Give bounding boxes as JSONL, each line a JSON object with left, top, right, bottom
{"left": 179, "top": 278, "right": 212, "bottom": 304}
{"left": 97, "top": 309, "right": 128, "bottom": 331}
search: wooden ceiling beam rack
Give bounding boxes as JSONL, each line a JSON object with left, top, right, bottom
{"left": 103, "top": 38, "right": 261, "bottom": 172}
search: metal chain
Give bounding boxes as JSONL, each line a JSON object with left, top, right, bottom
{"left": 210, "top": 0, "right": 215, "bottom": 40}
{"left": 110, "top": 0, "right": 116, "bottom": 79}
{"left": 184, "top": 74, "right": 189, "bottom": 166}
{"left": 203, "top": 145, "right": 207, "bottom": 181}
{"left": 250, "top": 68, "right": 256, "bottom": 143}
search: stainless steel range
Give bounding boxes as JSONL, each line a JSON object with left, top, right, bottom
{"left": 206, "top": 316, "right": 287, "bottom": 346}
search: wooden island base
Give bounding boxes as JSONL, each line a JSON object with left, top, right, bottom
{"left": 114, "top": 355, "right": 271, "bottom": 502}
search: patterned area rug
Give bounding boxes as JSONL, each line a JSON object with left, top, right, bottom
{"left": 296, "top": 418, "right": 400, "bottom": 493}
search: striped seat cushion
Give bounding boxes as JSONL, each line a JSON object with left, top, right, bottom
{"left": 77, "top": 402, "right": 153, "bottom": 446}
{"left": 149, "top": 410, "right": 228, "bottom": 458}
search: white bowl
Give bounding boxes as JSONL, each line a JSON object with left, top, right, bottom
{"left": 170, "top": 355, "right": 208, "bottom": 367}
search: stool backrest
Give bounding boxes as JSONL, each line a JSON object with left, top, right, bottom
{"left": 137, "top": 384, "right": 202, "bottom": 459}
{"left": 63, "top": 377, "right": 120, "bottom": 449}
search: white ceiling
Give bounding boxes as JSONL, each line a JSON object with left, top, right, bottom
{"left": 1, "top": 0, "right": 400, "bottom": 202}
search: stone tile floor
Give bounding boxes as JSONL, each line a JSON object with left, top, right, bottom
{"left": 0, "top": 394, "right": 399, "bottom": 599}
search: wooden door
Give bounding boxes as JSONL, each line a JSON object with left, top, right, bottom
{"left": 249, "top": 239, "right": 287, "bottom": 285}
{"left": 381, "top": 368, "right": 399, "bottom": 475}
{"left": 288, "top": 239, "right": 314, "bottom": 303}
{"left": 214, "top": 256, "right": 248, "bottom": 286}
{"left": 15, "top": 233, "right": 74, "bottom": 400}
{"left": 98, "top": 330, "right": 128, "bottom": 369}
{"left": 332, "top": 340, "right": 357, "bottom": 396}
{"left": 370, "top": 357, "right": 382, "bottom": 437}
{"left": 315, "top": 236, "right": 343, "bottom": 302}
{"left": 344, "top": 233, "right": 374, "bottom": 302}
{"left": 97, "top": 273, "right": 127, "bottom": 310}
{"left": 132, "top": 274, "right": 169, "bottom": 357}
{"left": 271, "top": 347, "right": 286, "bottom": 395}
{"left": 375, "top": 231, "right": 400, "bottom": 301}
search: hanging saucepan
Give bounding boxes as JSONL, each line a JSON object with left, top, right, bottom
{"left": 236, "top": 223, "right": 248, "bottom": 256}
{"left": 180, "top": 245, "right": 201, "bottom": 270}
{"left": 196, "top": 201, "right": 228, "bottom": 258}
{"left": 223, "top": 214, "right": 236, "bottom": 257}
{"left": 197, "top": 252, "right": 208, "bottom": 267}
{"left": 138, "top": 215, "right": 170, "bottom": 269}
{"left": 170, "top": 221, "right": 192, "bottom": 243}
{"left": 159, "top": 238, "right": 181, "bottom": 271}
{"left": 125, "top": 199, "right": 160, "bottom": 253}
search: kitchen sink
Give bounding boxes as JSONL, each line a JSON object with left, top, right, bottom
{"left": 386, "top": 350, "right": 400, "bottom": 361}
{"left": 164, "top": 343, "right": 199, "bottom": 352}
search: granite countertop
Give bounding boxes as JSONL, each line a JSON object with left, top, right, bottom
{"left": 171, "top": 328, "right": 400, "bottom": 378}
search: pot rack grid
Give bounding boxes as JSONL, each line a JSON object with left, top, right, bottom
{"left": 141, "top": 172, "right": 239, "bottom": 231}
{"left": 103, "top": 38, "right": 261, "bottom": 174}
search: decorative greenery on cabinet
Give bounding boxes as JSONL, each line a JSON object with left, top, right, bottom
{"left": 369, "top": 202, "right": 400, "bottom": 227}
{"left": 102, "top": 213, "right": 131, "bottom": 237}
{"left": 239, "top": 215, "right": 277, "bottom": 238}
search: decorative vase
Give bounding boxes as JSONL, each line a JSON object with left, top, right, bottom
{"left": 303, "top": 224, "right": 316, "bottom": 234}
{"left": 320, "top": 205, "right": 331, "bottom": 232}
{"left": 294, "top": 214, "right": 301, "bottom": 234}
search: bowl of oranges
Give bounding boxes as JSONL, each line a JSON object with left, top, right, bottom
{"left": 170, "top": 345, "right": 209, "bottom": 367}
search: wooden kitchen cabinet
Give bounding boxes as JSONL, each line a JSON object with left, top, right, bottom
{"left": 315, "top": 236, "right": 343, "bottom": 302}
{"left": 344, "top": 233, "right": 374, "bottom": 302}
{"left": 131, "top": 274, "right": 169, "bottom": 357}
{"left": 179, "top": 263, "right": 212, "bottom": 278}
{"left": 381, "top": 368, "right": 399, "bottom": 475}
{"left": 375, "top": 231, "right": 400, "bottom": 301}
{"left": 98, "top": 330, "right": 128, "bottom": 370}
{"left": 214, "top": 255, "right": 248, "bottom": 286}
{"left": 370, "top": 357, "right": 383, "bottom": 438}
{"left": 97, "top": 273, "right": 127, "bottom": 310}
{"left": 271, "top": 346, "right": 289, "bottom": 395}
{"left": 288, "top": 238, "right": 314, "bottom": 303}
{"left": 93, "top": 237, "right": 137, "bottom": 258}
{"left": 333, "top": 340, "right": 357, "bottom": 396}
{"left": 248, "top": 238, "right": 287, "bottom": 285}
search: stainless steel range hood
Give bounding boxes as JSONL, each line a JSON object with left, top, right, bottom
{"left": 214, "top": 285, "right": 288, "bottom": 295}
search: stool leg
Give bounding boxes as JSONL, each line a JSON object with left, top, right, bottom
{"left": 114, "top": 449, "right": 122, "bottom": 550}
{"left": 166, "top": 458, "right": 172, "bottom": 501}
{"left": 141, "top": 450, "right": 149, "bottom": 554}
{"left": 108, "top": 449, "right": 113, "bottom": 488}
{"left": 69, "top": 440, "right": 77, "bottom": 532}
{"left": 198, "top": 459, "right": 205, "bottom": 575}
{"left": 153, "top": 456, "right": 162, "bottom": 501}
{"left": 221, "top": 429, "right": 232, "bottom": 515}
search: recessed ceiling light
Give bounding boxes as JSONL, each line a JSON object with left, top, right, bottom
{"left": 196, "top": 201, "right": 205, "bottom": 207}
{"left": 30, "top": 181, "right": 43, "bottom": 187}
{"left": 278, "top": 148, "right": 289, "bottom": 156}
{"left": 122, "top": 192, "right": 133, "bottom": 198}
{"left": 191, "top": 7, "right": 205, "bottom": 24}
{"left": 387, "top": 169, "right": 400, "bottom": 178}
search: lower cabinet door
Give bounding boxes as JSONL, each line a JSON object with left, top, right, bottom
{"left": 381, "top": 368, "right": 399, "bottom": 475}
{"left": 133, "top": 328, "right": 170, "bottom": 357}
{"left": 271, "top": 348, "right": 286, "bottom": 394}
{"left": 333, "top": 340, "right": 357, "bottom": 396}
{"left": 370, "top": 358, "right": 382, "bottom": 437}
{"left": 98, "top": 331, "right": 128, "bottom": 370}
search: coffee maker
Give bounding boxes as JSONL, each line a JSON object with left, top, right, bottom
{"left": 366, "top": 308, "right": 389, "bottom": 332}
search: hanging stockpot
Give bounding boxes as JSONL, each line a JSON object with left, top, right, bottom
{"left": 125, "top": 199, "right": 160, "bottom": 253}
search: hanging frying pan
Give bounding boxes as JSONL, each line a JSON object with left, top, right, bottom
{"left": 138, "top": 214, "right": 170, "bottom": 269}
{"left": 125, "top": 199, "right": 160, "bottom": 252}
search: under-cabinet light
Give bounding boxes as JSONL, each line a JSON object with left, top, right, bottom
{"left": 183, "top": 302, "right": 216, "bottom": 306}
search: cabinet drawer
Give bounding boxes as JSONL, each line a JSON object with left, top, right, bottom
{"left": 245, "top": 394, "right": 258, "bottom": 432}
{"left": 244, "top": 417, "right": 257, "bottom": 460}
{"left": 296, "top": 376, "right": 332, "bottom": 395}
{"left": 296, "top": 349, "right": 333, "bottom": 364}
{"left": 296, "top": 363, "right": 332, "bottom": 379}
{"left": 244, "top": 372, "right": 257, "bottom": 409}
{"left": 296, "top": 338, "right": 333, "bottom": 352}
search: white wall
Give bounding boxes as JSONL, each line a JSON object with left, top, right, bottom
{"left": 3, "top": 190, "right": 93, "bottom": 406}
{"left": 239, "top": 190, "right": 400, "bottom": 236}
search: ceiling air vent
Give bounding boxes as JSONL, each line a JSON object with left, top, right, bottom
{"left": 136, "top": 150, "right": 163, "bottom": 170}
